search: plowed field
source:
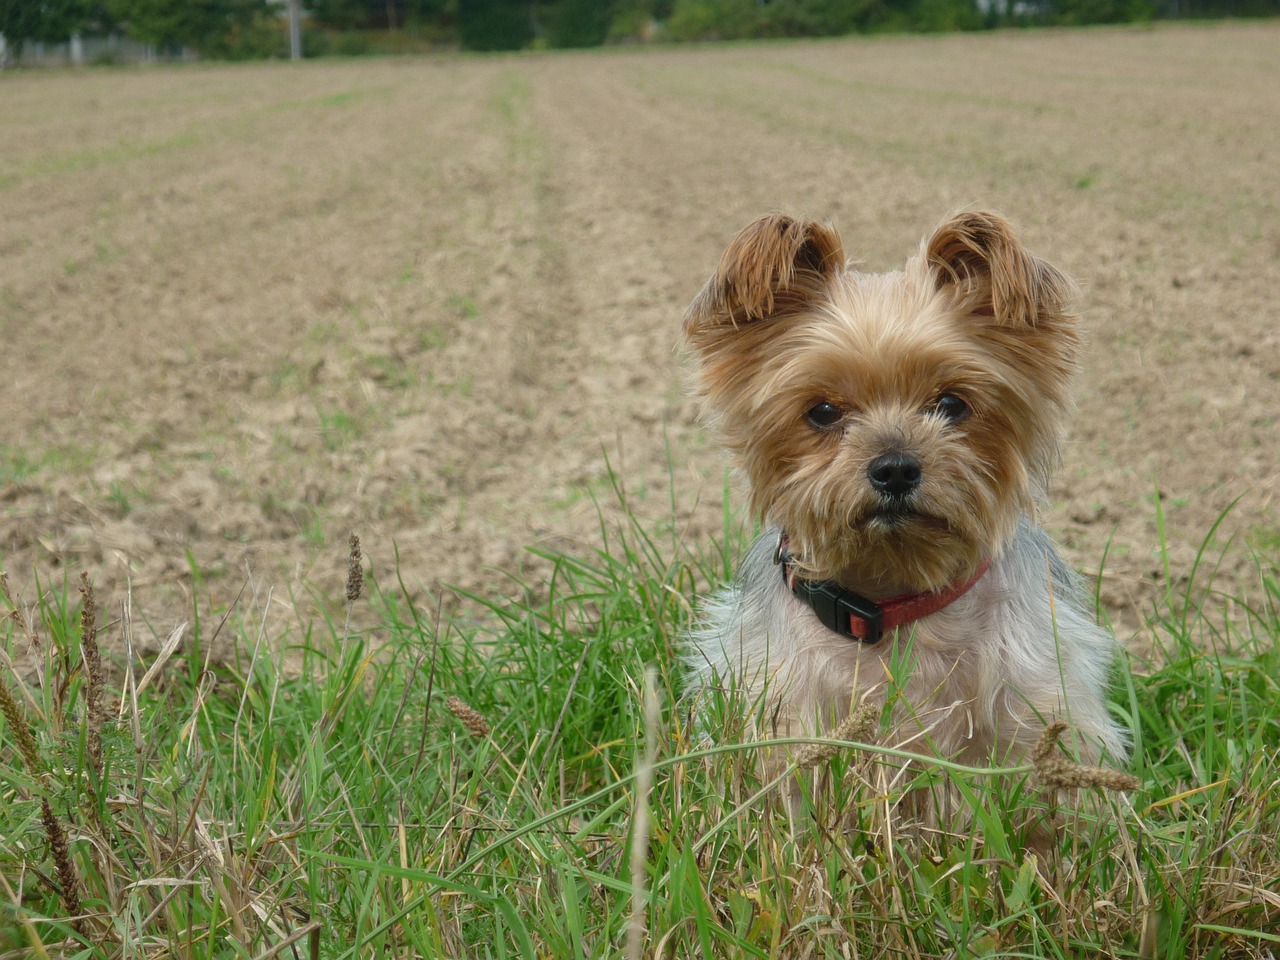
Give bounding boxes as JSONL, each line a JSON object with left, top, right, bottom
{"left": 2, "top": 22, "right": 1277, "bottom": 647}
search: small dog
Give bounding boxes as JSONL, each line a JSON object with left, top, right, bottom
{"left": 682, "top": 211, "right": 1128, "bottom": 792}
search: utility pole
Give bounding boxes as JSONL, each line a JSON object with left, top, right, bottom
{"left": 288, "top": 0, "right": 302, "bottom": 60}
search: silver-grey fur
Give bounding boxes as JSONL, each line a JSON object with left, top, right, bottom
{"left": 687, "top": 518, "right": 1129, "bottom": 766}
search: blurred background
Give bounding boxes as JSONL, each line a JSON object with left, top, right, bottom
{"left": 4, "top": 0, "right": 1279, "bottom": 65}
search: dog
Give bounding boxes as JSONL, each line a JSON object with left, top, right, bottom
{"left": 682, "top": 211, "right": 1129, "bottom": 809}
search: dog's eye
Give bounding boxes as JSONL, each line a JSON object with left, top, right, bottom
{"left": 805, "top": 401, "right": 844, "bottom": 429}
{"left": 929, "top": 393, "right": 969, "bottom": 423}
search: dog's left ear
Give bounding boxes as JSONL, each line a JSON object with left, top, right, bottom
{"left": 925, "top": 211, "right": 1075, "bottom": 327}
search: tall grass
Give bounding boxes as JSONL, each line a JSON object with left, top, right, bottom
{"left": 1, "top": 500, "right": 1277, "bottom": 958}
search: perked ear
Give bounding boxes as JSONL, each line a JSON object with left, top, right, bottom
{"left": 683, "top": 215, "right": 845, "bottom": 339}
{"left": 925, "top": 211, "right": 1075, "bottom": 327}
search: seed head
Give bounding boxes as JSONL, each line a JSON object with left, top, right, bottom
{"left": 446, "top": 696, "right": 491, "bottom": 738}
{"left": 79, "top": 574, "right": 105, "bottom": 779}
{"left": 41, "top": 798, "right": 83, "bottom": 925}
{"left": 346, "top": 533, "right": 364, "bottom": 603}
{"left": 1032, "top": 721, "right": 1140, "bottom": 792}
{"left": 1032, "top": 720, "right": 1070, "bottom": 764}
{"left": 0, "top": 678, "right": 42, "bottom": 776}
{"left": 794, "top": 700, "right": 879, "bottom": 768}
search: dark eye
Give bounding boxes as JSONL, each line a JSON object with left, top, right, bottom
{"left": 805, "top": 401, "right": 844, "bottom": 429}
{"left": 930, "top": 393, "right": 969, "bottom": 423}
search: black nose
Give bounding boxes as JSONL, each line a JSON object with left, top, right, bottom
{"left": 867, "top": 453, "right": 922, "bottom": 498}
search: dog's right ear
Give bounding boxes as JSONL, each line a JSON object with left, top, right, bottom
{"left": 925, "top": 211, "right": 1075, "bottom": 328}
{"left": 683, "top": 215, "right": 844, "bottom": 341}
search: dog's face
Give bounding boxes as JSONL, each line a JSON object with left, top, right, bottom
{"left": 684, "top": 212, "right": 1079, "bottom": 592}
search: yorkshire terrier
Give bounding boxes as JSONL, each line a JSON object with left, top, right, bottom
{"left": 682, "top": 211, "right": 1129, "bottom": 805}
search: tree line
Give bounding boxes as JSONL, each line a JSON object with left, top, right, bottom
{"left": 3, "top": 0, "right": 1277, "bottom": 61}
{"left": 2, "top": 0, "right": 267, "bottom": 57}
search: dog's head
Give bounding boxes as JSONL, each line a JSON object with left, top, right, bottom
{"left": 683, "top": 212, "right": 1079, "bottom": 591}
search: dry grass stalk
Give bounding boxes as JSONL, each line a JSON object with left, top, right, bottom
{"left": 1033, "top": 721, "right": 1141, "bottom": 792}
{"left": 626, "top": 666, "right": 660, "bottom": 960}
{"left": 1, "top": 572, "right": 41, "bottom": 659}
{"left": 446, "top": 696, "right": 491, "bottom": 738}
{"left": 79, "top": 573, "right": 106, "bottom": 782}
{"left": 0, "top": 658, "right": 86, "bottom": 929}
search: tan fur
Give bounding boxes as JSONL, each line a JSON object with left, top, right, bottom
{"left": 683, "top": 211, "right": 1129, "bottom": 826}
{"left": 685, "top": 214, "right": 846, "bottom": 332}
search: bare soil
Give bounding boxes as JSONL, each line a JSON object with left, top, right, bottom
{"left": 2, "top": 23, "right": 1277, "bottom": 651}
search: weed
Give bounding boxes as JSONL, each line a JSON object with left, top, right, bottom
{"left": 317, "top": 407, "right": 362, "bottom": 451}
{"left": 0, "top": 446, "right": 40, "bottom": 484}
{"left": 301, "top": 509, "right": 326, "bottom": 547}
{"left": 361, "top": 353, "right": 415, "bottom": 388}
{"left": 105, "top": 480, "right": 144, "bottom": 516}
{"left": 424, "top": 372, "right": 474, "bottom": 397}
{"left": 445, "top": 292, "right": 479, "bottom": 320}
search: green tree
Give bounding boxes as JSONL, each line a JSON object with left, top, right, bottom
{"left": 458, "top": 0, "right": 531, "bottom": 49}
{"left": 1050, "top": 0, "right": 1154, "bottom": 23}
{"left": 106, "top": 0, "right": 268, "bottom": 53}
{"left": 308, "top": 0, "right": 376, "bottom": 28}
{"left": 1, "top": 0, "right": 110, "bottom": 57}
{"left": 548, "top": 0, "right": 612, "bottom": 45}
{"left": 404, "top": 0, "right": 454, "bottom": 25}
{"left": 1, "top": 0, "right": 48, "bottom": 56}
{"left": 310, "top": 0, "right": 428, "bottom": 29}
{"left": 666, "top": 0, "right": 760, "bottom": 40}
{"left": 756, "top": 0, "right": 877, "bottom": 34}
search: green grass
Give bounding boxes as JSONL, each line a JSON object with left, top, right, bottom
{"left": 1, "top": 132, "right": 204, "bottom": 191}
{"left": 1, "top": 501, "right": 1278, "bottom": 959}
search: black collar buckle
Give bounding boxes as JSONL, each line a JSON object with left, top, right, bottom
{"left": 776, "top": 533, "right": 885, "bottom": 643}
{"left": 789, "top": 576, "right": 885, "bottom": 644}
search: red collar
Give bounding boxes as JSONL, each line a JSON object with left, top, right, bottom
{"left": 777, "top": 534, "right": 991, "bottom": 644}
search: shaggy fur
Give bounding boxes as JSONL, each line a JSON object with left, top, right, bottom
{"left": 683, "top": 211, "right": 1129, "bottom": 779}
